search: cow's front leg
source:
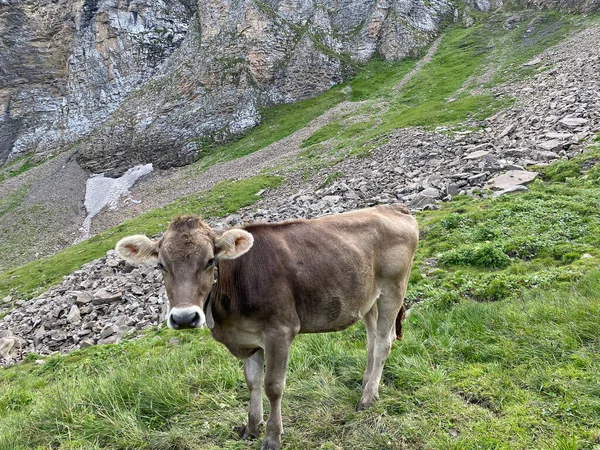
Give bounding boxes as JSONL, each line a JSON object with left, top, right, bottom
{"left": 240, "top": 349, "right": 264, "bottom": 440}
{"left": 261, "top": 334, "right": 293, "bottom": 450}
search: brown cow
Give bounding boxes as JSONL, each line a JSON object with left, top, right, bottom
{"left": 116, "top": 204, "right": 418, "bottom": 450}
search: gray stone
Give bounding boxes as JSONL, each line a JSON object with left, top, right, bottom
{"left": 537, "top": 140, "right": 563, "bottom": 152}
{"left": 92, "top": 289, "right": 122, "bottom": 305}
{"left": 559, "top": 117, "right": 588, "bottom": 128}
{"left": 75, "top": 292, "right": 94, "bottom": 304}
{"left": 130, "top": 286, "right": 144, "bottom": 296}
{"left": 464, "top": 149, "right": 490, "bottom": 160}
{"left": 49, "top": 330, "right": 67, "bottom": 342}
{"left": 80, "top": 339, "right": 95, "bottom": 348}
{"left": 420, "top": 188, "right": 441, "bottom": 198}
{"left": 66, "top": 305, "right": 81, "bottom": 324}
{"left": 545, "top": 132, "right": 573, "bottom": 140}
{"left": 99, "top": 324, "right": 117, "bottom": 339}
{"left": 523, "top": 57, "right": 542, "bottom": 67}
{"left": 409, "top": 188, "right": 441, "bottom": 209}
{"left": 532, "top": 150, "right": 560, "bottom": 160}
{"left": 498, "top": 123, "right": 517, "bottom": 138}
{"left": 492, "top": 185, "right": 529, "bottom": 197}
{"left": 486, "top": 170, "right": 538, "bottom": 190}
{"left": 98, "top": 336, "right": 120, "bottom": 346}
{"left": 321, "top": 195, "right": 342, "bottom": 204}
{"left": 468, "top": 173, "right": 488, "bottom": 183}
{"left": 447, "top": 183, "right": 462, "bottom": 196}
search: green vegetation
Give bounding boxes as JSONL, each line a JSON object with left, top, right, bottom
{"left": 409, "top": 149, "right": 600, "bottom": 307}
{"left": 0, "top": 270, "right": 599, "bottom": 449}
{"left": 489, "top": 12, "right": 586, "bottom": 84}
{"left": 2, "top": 149, "right": 600, "bottom": 448}
{"left": 0, "top": 154, "right": 47, "bottom": 184}
{"left": 0, "top": 186, "right": 29, "bottom": 220}
{"left": 0, "top": 176, "right": 281, "bottom": 301}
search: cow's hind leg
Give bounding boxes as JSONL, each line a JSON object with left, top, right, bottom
{"left": 362, "top": 303, "right": 378, "bottom": 388}
{"left": 240, "top": 349, "right": 264, "bottom": 440}
{"left": 261, "top": 331, "right": 294, "bottom": 450}
{"left": 358, "top": 281, "right": 407, "bottom": 411}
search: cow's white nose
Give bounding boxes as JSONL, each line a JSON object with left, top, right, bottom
{"left": 168, "top": 306, "right": 206, "bottom": 329}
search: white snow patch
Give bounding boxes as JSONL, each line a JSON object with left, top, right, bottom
{"left": 77, "top": 164, "right": 153, "bottom": 241}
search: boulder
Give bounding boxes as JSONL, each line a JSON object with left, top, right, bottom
{"left": 485, "top": 170, "right": 538, "bottom": 190}
{"left": 559, "top": 117, "right": 588, "bottom": 128}
{"left": 492, "top": 185, "right": 529, "bottom": 197}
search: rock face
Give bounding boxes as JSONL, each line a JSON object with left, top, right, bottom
{"left": 75, "top": 0, "right": 467, "bottom": 176}
{"left": 1, "top": 0, "right": 467, "bottom": 175}
{"left": 1, "top": 0, "right": 197, "bottom": 165}
{"left": 4, "top": 0, "right": 598, "bottom": 175}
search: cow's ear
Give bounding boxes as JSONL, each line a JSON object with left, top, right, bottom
{"left": 214, "top": 229, "right": 254, "bottom": 260}
{"left": 115, "top": 235, "right": 160, "bottom": 265}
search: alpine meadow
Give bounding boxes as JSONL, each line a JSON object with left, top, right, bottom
{"left": 1, "top": 2, "right": 600, "bottom": 450}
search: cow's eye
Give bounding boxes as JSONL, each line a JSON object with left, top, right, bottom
{"left": 205, "top": 257, "right": 215, "bottom": 269}
{"left": 157, "top": 262, "right": 166, "bottom": 271}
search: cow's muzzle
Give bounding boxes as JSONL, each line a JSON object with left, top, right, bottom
{"left": 168, "top": 306, "right": 206, "bottom": 329}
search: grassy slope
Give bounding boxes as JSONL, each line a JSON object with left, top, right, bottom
{"left": 187, "top": 57, "right": 418, "bottom": 174}
{"left": 2, "top": 147, "right": 600, "bottom": 449}
{"left": 407, "top": 147, "right": 600, "bottom": 308}
{"left": 298, "top": 11, "right": 588, "bottom": 157}
{"left": 0, "top": 173, "right": 599, "bottom": 448}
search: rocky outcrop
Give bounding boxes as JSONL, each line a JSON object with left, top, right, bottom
{"left": 2, "top": 0, "right": 468, "bottom": 175}
{"left": 2, "top": 0, "right": 599, "bottom": 175}
{"left": 1, "top": 0, "right": 197, "bottom": 165}
{"left": 75, "top": 0, "right": 461, "bottom": 176}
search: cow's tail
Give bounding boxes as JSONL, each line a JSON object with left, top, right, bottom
{"left": 395, "top": 304, "right": 407, "bottom": 340}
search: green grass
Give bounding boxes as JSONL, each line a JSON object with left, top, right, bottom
{"left": 2, "top": 152, "right": 600, "bottom": 448}
{"left": 0, "top": 269, "right": 599, "bottom": 449}
{"left": 297, "top": 19, "right": 512, "bottom": 156}
{"left": 408, "top": 149, "right": 600, "bottom": 308}
{"left": 489, "top": 12, "right": 588, "bottom": 85}
{"left": 0, "top": 154, "right": 47, "bottom": 184}
{"left": 0, "top": 176, "right": 281, "bottom": 301}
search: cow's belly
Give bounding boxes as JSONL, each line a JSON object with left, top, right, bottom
{"left": 298, "top": 289, "right": 380, "bottom": 333}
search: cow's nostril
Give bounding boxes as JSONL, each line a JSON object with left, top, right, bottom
{"left": 170, "top": 308, "right": 202, "bottom": 329}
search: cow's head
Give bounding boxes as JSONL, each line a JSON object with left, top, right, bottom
{"left": 115, "top": 216, "right": 253, "bottom": 329}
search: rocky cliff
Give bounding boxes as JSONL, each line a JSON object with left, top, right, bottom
{"left": 0, "top": 0, "right": 196, "bottom": 166}
{"left": 2, "top": 0, "right": 598, "bottom": 176}
{"left": 1, "top": 0, "right": 480, "bottom": 176}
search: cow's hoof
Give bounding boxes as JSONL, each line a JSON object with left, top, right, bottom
{"left": 236, "top": 424, "right": 261, "bottom": 440}
{"left": 260, "top": 436, "right": 281, "bottom": 450}
{"left": 357, "top": 400, "right": 374, "bottom": 411}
